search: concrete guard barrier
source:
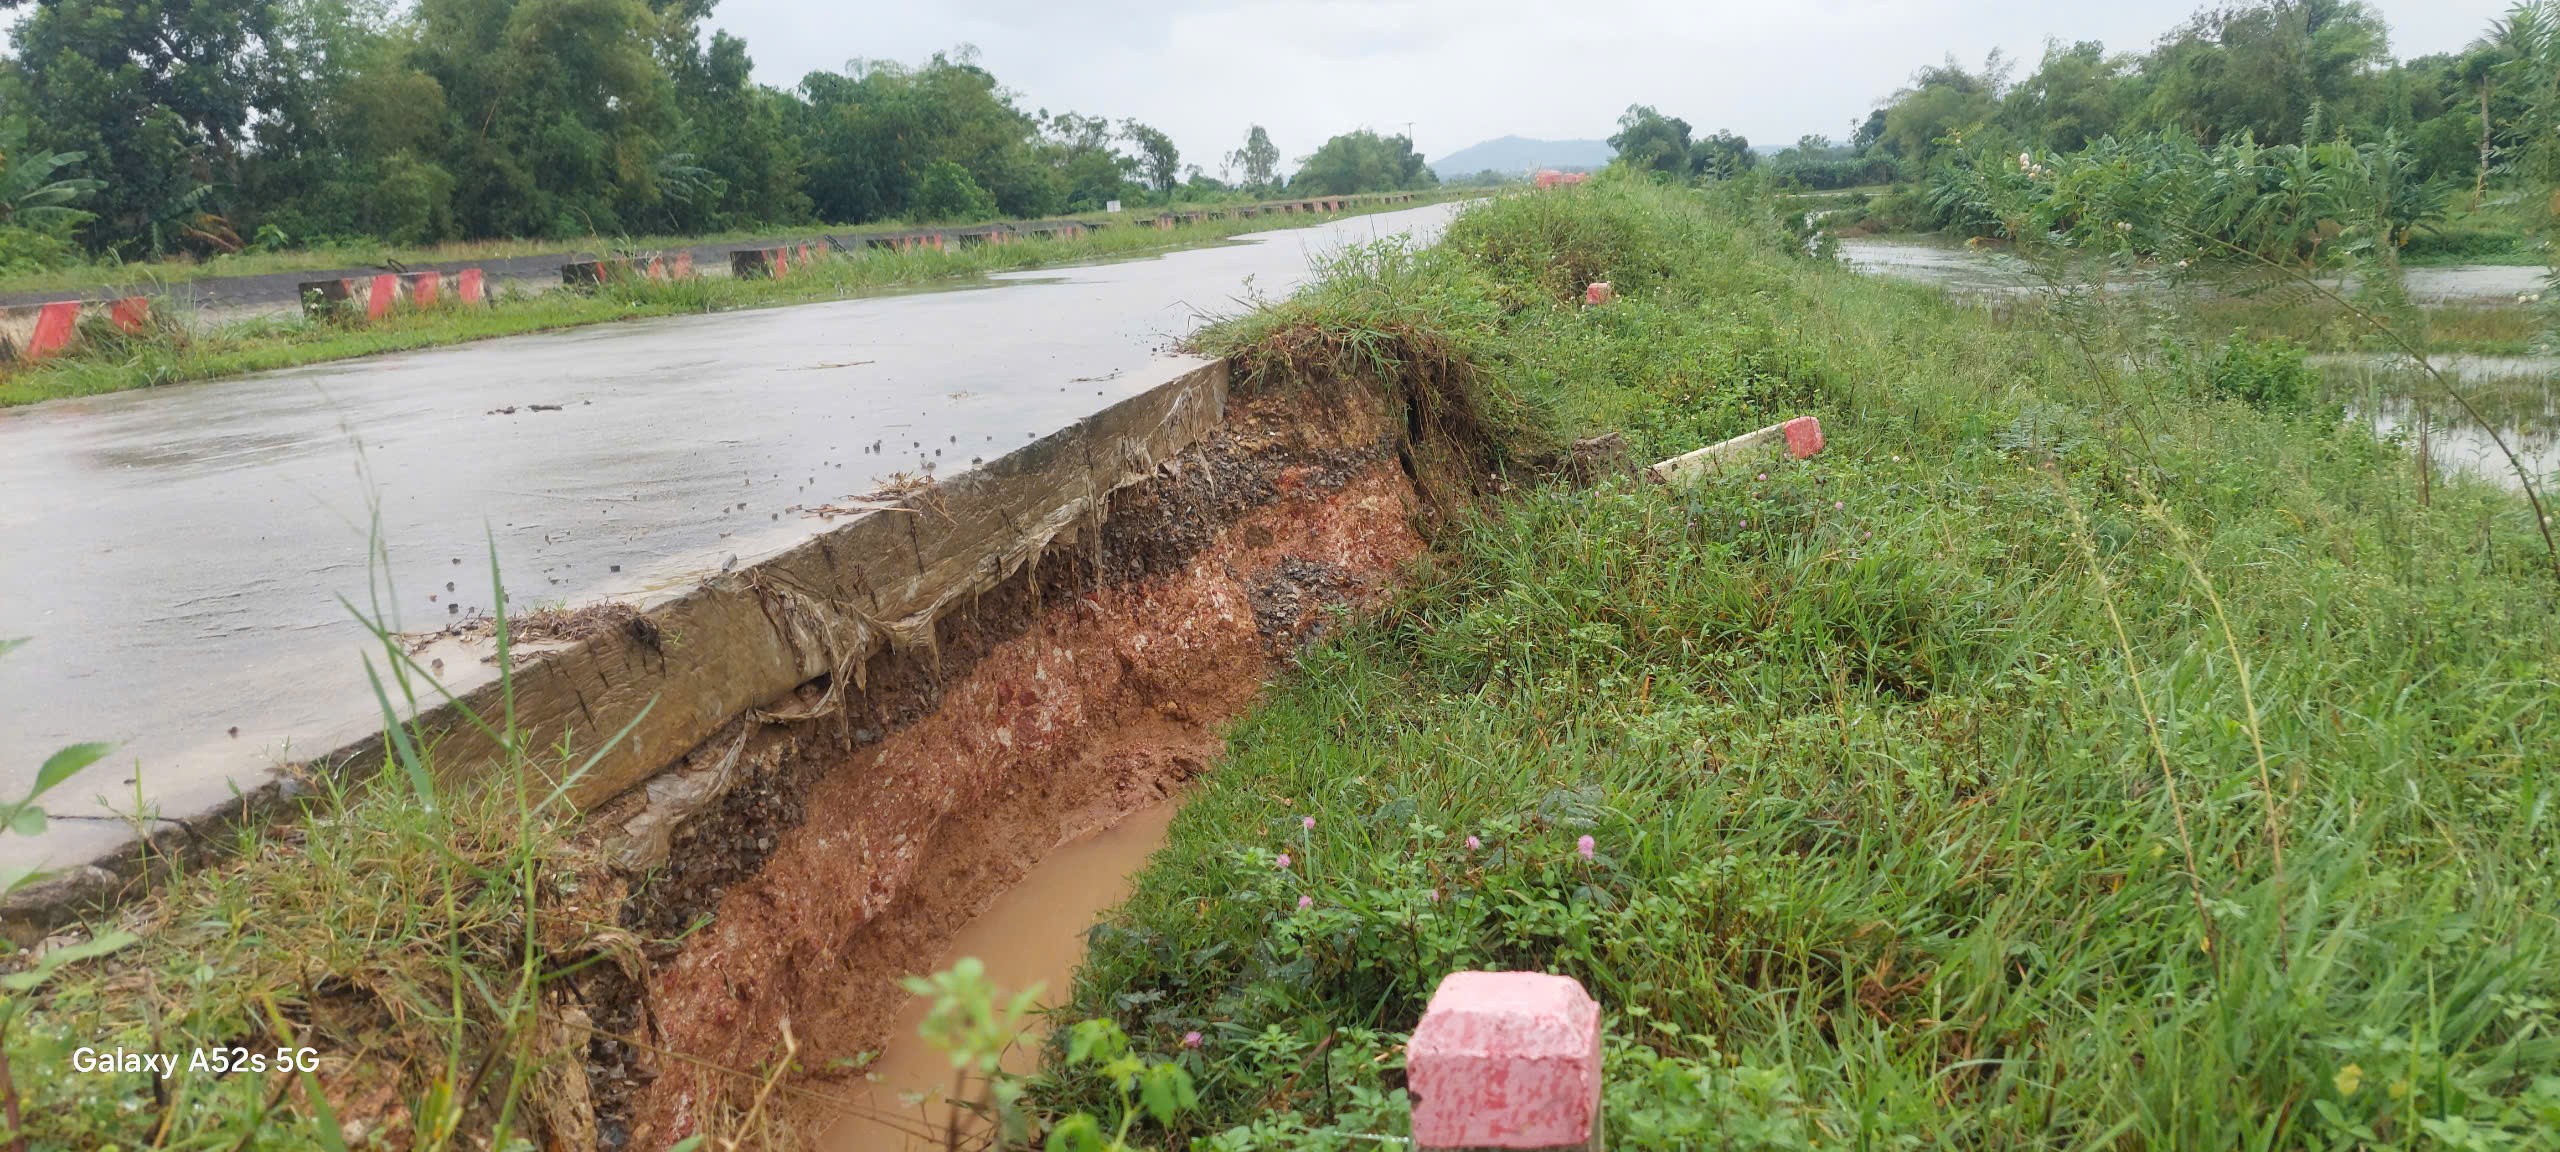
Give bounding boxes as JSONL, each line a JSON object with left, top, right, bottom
{"left": 301, "top": 269, "right": 492, "bottom": 320}
{"left": 562, "top": 252, "right": 696, "bottom": 288}
{"left": 0, "top": 296, "right": 152, "bottom": 363}
{"left": 1408, "top": 972, "right": 1605, "bottom": 1152}
{"left": 402, "top": 359, "right": 1227, "bottom": 813}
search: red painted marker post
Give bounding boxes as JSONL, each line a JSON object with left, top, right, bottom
{"left": 1407, "top": 972, "right": 1604, "bottom": 1152}
{"left": 1781, "top": 415, "right": 1825, "bottom": 459}
{"left": 1584, "top": 282, "right": 1614, "bottom": 306}
{"left": 457, "top": 269, "right": 485, "bottom": 304}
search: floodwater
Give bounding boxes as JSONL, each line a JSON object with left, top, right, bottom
{"left": 2323, "top": 354, "right": 2560, "bottom": 491}
{"left": 0, "top": 204, "right": 1459, "bottom": 873}
{"left": 1836, "top": 235, "right": 2560, "bottom": 491}
{"left": 820, "top": 803, "right": 1176, "bottom": 1152}
{"left": 1838, "top": 235, "right": 2547, "bottom": 304}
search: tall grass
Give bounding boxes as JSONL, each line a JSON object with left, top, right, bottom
{"left": 0, "top": 527, "right": 642, "bottom": 1150}
{"left": 1034, "top": 180, "right": 2560, "bottom": 1148}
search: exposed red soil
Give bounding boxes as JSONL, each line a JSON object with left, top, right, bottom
{"left": 631, "top": 457, "right": 1424, "bottom": 1148}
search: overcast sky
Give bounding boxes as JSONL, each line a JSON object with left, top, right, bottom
{"left": 711, "top": 0, "right": 2512, "bottom": 172}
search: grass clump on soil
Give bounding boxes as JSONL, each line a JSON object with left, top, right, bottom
{"left": 0, "top": 553, "right": 634, "bottom": 1151}
{"left": 0, "top": 194, "right": 1459, "bottom": 409}
{"left": 1031, "top": 179, "right": 2560, "bottom": 1147}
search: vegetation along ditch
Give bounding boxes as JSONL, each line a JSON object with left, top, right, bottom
{"left": 5, "top": 176, "right": 2556, "bottom": 1151}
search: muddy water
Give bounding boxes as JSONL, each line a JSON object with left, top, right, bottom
{"left": 818, "top": 803, "right": 1175, "bottom": 1152}
{"left": 1839, "top": 235, "right": 2544, "bottom": 304}
{"left": 2324, "top": 355, "right": 2560, "bottom": 490}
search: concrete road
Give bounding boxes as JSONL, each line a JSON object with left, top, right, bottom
{"left": 0, "top": 202, "right": 1461, "bottom": 874}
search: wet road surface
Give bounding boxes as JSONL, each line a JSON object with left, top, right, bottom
{"left": 0, "top": 203, "right": 1459, "bottom": 872}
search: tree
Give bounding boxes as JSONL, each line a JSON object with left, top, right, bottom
{"left": 1227, "top": 125, "right": 1281, "bottom": 192}
{"left": 913, "top": 159, "right": 995, "bottom": 220}
{"left": 1609, "top": 105, "right": 1694, "bottom": 174}
{"left": 1121, "top": 120, "right": 1180, "bottom": 198}
{"left": 1288, "top": 130, "right": 1436, "bottom": 195}
{"left": 6, "top": 0, "right": 320, "bottom": 253}
{"left": 2003, "top": 39, "right": 2141, "bottom": 150}
{"left": 2134, "top": 0, "right": 2391, "bottom": 145}
{"left": 1879, "top": 57, "right": 2003, "bottom": 167}
{"left": 1692, "top": 130, "right": 1755, "bottom": 179}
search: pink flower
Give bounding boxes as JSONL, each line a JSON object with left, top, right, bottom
{"left": 1427, "top": 889, "right": 1440, "bottom": 903}
{"left": 1301, "top": 815, "right": 1316, "bottom": 830}
{"left": 1756, "top": 472, "right": 1767, "bottom": 481}
{"left": 1738, "top": 519, "right": 1748, "bottom": 528}
{"left": 1182, "top": 1031, "right": 1203, "bottom": 1050}
{"left": 1833, "top": 500, "right": 1844, "bottom": 511}
{"left": 1275, "top": 852, "right": 1291, "bottom": 868}
{"left": 1297, "top": 895, "right": 1314, "bottom": 910}
{"left": 1464, "top": 835, "right": 1481, "bottom": 851}
{"left": 1576, "top": 835, "right": 1596, "bottom": 861}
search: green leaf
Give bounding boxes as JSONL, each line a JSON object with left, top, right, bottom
{"left": 35, "top": 742, "right": 112, "bottom": 796}
{"left": 0, "top": 929, "right": 138, "bottom": 991}
{"left": 7, "top": 807, "right": 44, "bottom": 838}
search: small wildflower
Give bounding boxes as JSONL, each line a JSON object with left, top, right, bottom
{"left": 1891, "top": 454, "right": 1901, "bottom": 463}
{"left": 1755, "top": 472, "right": 1767, "bottom": 481}
{"left": 1301, "top": 815, "right": 1316, "bottom": 830}
{"left": 1464, "top": 835, "right": 1481, "bottom": 851}
{"left": 1428, "top": 889, "right": 1441, "bottom": 902}
{"left": 1862, "top": 530, "right": 1872, "bottom": 540}
{"left": 1738, "top": 519, "right": 1747, "bottom": 528}
{"left": 1577, "top": 835, "right": 1596, "bottom": 860}
{"left": 1182, "top": 1031, "right": 1203, "bottom": 1050}
{"left": 1833, "top": 500, "right": 1844, "bottom": 511}
{"left": 1275, "top": 852, "right": 1291, "bottom": 868}
{"left": 1297, "top": 895, "right": 1314, "bottom": 910}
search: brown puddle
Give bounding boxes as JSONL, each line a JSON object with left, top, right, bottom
{"left": 819, "top": 803, "right": 1177, "bottom": 1151}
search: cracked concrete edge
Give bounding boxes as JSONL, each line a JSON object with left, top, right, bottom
{"left": 0, "top": 357, "right": 1229, "bottom": 931}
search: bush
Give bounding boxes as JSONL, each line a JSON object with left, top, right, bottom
{"left": 914, "top": 159, "right": 997, "bottom": 222}
{"left": 2204, "top": 331, "right": 2320, "bottom": 413}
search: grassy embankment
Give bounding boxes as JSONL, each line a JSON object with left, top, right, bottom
{"left": 1027, "top": 181, "right": 2560, "bottom": 1147}
{"left": 4, "top": 180, "right": 2554, "bottom": 1151}
{"left": 0, "top": 193, "right": 1459, "bottom": 409}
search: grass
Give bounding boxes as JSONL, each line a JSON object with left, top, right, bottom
{"left": 1027, "top": 180, "right": 2560, "bottom": 1148}
{"left": 0, "top": 192, "right": 1462, "bottom": 409}
{"left": 6, "top": 179, "right": 2555, "bottom": 1150}
{"left": 0, "top": 535, "right": 633, "bottom": 1150}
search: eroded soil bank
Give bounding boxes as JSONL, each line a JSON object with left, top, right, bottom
{"left": 584, "top": 369, "right": 1441, "bottom": 1150}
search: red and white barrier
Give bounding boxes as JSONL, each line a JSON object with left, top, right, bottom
{"left": 301, "top": 268, "right": 490, "bottom": 320}
{"left": 1408, "top": 972, "right": 1604, "bottom": 1152}
{"left": 0, "top": 295, "right": 152, "bottom": 363}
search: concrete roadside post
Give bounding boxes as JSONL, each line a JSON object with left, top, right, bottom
{"left": 1407, "top": 971, "right": 1604, "bottom": 1152}
{"left": 1646, "top": 415, "right": 1827, "bottom": 483}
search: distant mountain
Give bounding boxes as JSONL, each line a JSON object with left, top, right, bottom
{"left": 1428, "top": 136, "right": 1612, "bottom": 178}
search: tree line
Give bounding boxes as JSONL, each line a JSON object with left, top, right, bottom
{"left": 1612, "top": 0, "right": 2559, "bottom": 203}
{"left": 0, "top": 0, "right": 1440, "bottom": 264}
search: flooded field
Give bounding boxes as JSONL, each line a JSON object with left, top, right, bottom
{"left": 1840, "top": 234, "right": 2548, "bottom": 304}
{"left": 1839, "top": 235, "right": 2560, "bottom": 492}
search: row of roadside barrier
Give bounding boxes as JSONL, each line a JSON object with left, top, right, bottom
{"left": 300, "top": 269, "right": 490, "bottom": 321}
{"left": 0, "top": 296, "right": 153, "bottom": 363}
{"left": 278, "top": 190, "right": 1434, "bottom": 321}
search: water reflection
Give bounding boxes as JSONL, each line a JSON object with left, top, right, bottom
{"left": 2325, "top": 355, "right": 2560, "bottom": 492}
